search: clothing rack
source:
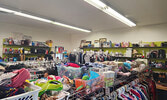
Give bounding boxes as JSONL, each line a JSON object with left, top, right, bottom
{"left": 6, "top": 60, "right": 56, "bottom": 68}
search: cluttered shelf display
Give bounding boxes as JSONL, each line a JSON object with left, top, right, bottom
{"left": 0, "top": 38, "right": 165, "bottom": 100}
{"left": 80, "top": 39, "right": 167, "bottom": 61}
{"left": 2, "top": 37, "right": 53, "bottom": 62}
{"left": 80, "top": 39, "right": 167, "bottom": 91}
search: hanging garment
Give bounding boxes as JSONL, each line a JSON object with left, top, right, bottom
{"left": 84, "top": 54, "right": 90, "bottom": 63}
{"left": 75, "top": 53, "right": 79, "bottom": 63}
{"left": 146, "top": 79, "right": 156, "bottom": 100}
{"left": 69, "top": 53, "right": 76, "bottom": 63}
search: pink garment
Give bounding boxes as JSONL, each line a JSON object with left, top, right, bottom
{"left": 8, "top": 68, "right": 30, "bottom": 88}
{"left": 67, "top": 63, "right": 80, "bottom": 68}
{"left": 121, "top": 94, "right": 128, "bottom": 100}
{"left": 47, "top": 75, "right": 61, "bottom": 80}
{"left": 117, "top": 72, "right": 131, "bottom": 76}
{"left": 129, "top": 94, "right": 135, "bottom": 100}
{"left": 55, "top": 76, "right": 61, "bottom": 80}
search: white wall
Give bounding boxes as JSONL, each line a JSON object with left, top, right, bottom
{"left": 0, "top": 23, "right": 71, "bottom": 56}
{"left": 71, "top": 23, "right": 167, "bottom": 49}
{"left": 1, "top": 22, "right": 167, "bottom": 57}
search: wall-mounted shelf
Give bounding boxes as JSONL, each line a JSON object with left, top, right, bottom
{"left": 156, "top": 83, "right": 167, "bottom": 91}
{"left": 152, "top": 68, "right": 167, "bottom": 73}
{"left": 3, "top": 44, "right": 50, "bottom": 48}
{"left": 3, "top": 53, "right": 46, "bottom": 55}
{"left": 111, "top": 56, "right": 167, "bottom": 60}
{"left": 80, "top": 47, "right": 167, "bottom": 49}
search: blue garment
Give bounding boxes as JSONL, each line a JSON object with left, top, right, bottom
{"left": 125, "top": 95, "right": 132, "bottom": 100}
{"left": 137, "top": 90, "right": 145, "bottom": 100}
{"left": 123, "top": 62, "right": 131, "bottom": 70}
{"left": 134, "top": 95, "right": 139, "bottom": 100}
{"left": 89, "top": 71, "right": 100, "bottom": 80}
{"left": 132, "top": 86, "right": 145, "bottom": 100}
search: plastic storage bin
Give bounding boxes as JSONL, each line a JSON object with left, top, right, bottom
{"left": 1, "top": 82, "right": 41, "bottom": 100}
{"left": 56, "top": 91, "right": 70, "bottom": 100}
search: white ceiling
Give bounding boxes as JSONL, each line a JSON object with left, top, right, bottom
{"left": 0, "top": 0, "right": 167, "bottom": 34}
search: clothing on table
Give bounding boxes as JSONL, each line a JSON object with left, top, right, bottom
{"left": 0, "top": 85, "right": 25, "bottom": 99}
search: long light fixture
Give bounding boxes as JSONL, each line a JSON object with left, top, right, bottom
{"left": 0, "top": 7, "right": 91, "bottom": 33}
{"left": 84, "top": 0, "right": 136, "bottom": 27}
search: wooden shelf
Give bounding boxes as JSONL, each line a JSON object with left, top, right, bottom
{"left": 156, "top": 83, "right": 167, "bottom": 91}
{"left": 152, "top": 68, "right": 167, "bottom": 73}
{"left": 111, "top": 56, "right": 167, "bottom": 60}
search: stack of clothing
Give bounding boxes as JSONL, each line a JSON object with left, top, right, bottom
{"left": 0, "top": 68, "right": 30, "bottom": 99}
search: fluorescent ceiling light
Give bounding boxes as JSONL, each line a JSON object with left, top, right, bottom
{"left": 0, "top": 7, "right": 91, "bottom": 33}
{"left": 84, "top": 0, "right": 136, "bottom": 27}
{"left": 52, "top": 22, "right": 91, "bottom": 33}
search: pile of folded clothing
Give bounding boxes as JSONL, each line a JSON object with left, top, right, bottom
{"left": 0, "top": 68, "right": 30, "bottom": 99}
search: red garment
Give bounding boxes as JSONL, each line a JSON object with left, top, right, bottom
{"left": 67, "top": 63, "right": 80, "bottom": 68}
{"left": 146, "top": 78, "right": 156, "bottom": 100}
{"left": 129, "top": 94, "right": 135, "bottom": 100}
{"left": 8, "top": 68, "right": 30, "bottom": 88}
{"left": 130, "top": 89, "right": 142, "bottom": 100}
{"left": 121, "top": 94, "right": 128, "bottom": 100}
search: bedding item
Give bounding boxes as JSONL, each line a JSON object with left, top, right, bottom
{"left": 58, "top": 66, "right": 81, "bottom": 79}
{"left": 66, "top": 63, "right": 80, "bottom": 68}
{"left": 89, "top": 71, "right": 100, "bottom": 80}
{"left": 8, "top": 68, "right": 30, "bottom": 88}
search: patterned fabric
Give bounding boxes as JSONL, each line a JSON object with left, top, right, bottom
{"left": 58, "top": 66, "right": 81, "bottom": 79}
{"left": 0, "top": 86, "right": 25, "bottom": 99}
{"left": 8, "top": 68, "right": 30, "bottom": 88}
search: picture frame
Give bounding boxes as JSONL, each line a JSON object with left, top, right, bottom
{"left": 80, "top": 40, "right": 86, "bottom": 48}
{"left": 94, "top": 40, "right": 100, "bottom": 47}
{"left": 85, "top": 41, "right": 91, "bottom": 46}
{"left": 99, "top": 38, "right": 107, "bottom": 43}
{"left": 94, "top": 40, "right": 99, "bottom": 43}
{"left": 99, "top": 38, "right": 107, "bottom": 47}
